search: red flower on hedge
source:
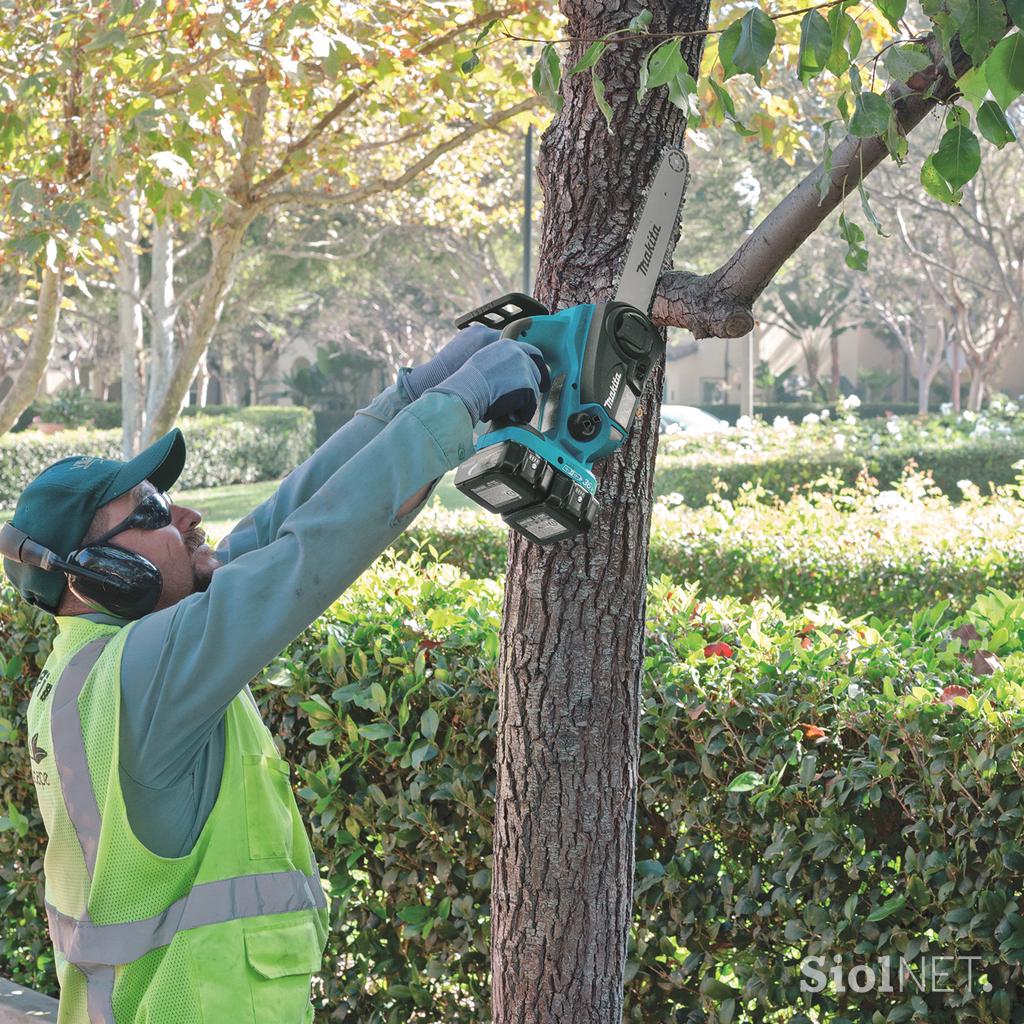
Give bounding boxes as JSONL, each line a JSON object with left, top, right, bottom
{"left": 939, "top": 684, "right": 970, "bottom": 705}
{"left": 703, "top": 642, "right": 734, "bottom": 659}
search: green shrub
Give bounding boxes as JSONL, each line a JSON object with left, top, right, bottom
{"left": 398, "top": 469, "right": 1024, "bottom": 620}
{"left": 657, "top": 399, "right": 1024, "bottom": 505}
{"left": 4, "top": 558, "right": 1024, "bottom": 1020}
{"left": 0, "top": 407, "right": 314, "bottom": 507}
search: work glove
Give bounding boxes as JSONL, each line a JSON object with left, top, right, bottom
{"left": 427, "top": 339, "right": 551, "bottom": 426}
{"left": 402, "top": 324, "right": 501, "bottom": 403}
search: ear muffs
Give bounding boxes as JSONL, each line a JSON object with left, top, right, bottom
{"left": 64, "top": 545, "right": 163, "bottom": 620}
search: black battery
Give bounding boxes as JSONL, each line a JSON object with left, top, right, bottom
{"left": 453, "top": 440, "right": 556, "bottom": 515}
{"left": 502, "top": 473, "right": 600, "bottom": 545}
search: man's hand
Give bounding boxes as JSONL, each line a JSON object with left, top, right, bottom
{"left": 427, "top": 339, "right": 550, "bottom": 426}
{"left": 402, "top": 324, "right": 501, "bottom": 403}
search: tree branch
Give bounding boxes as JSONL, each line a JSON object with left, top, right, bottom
{"left": 652, "top": 21, "right": 1000, "bottom": 339}
{"left": 254, "top": 97, "right": 540, "bottom": 212}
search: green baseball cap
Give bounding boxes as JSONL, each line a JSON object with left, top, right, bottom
{"left": 2, "top": 428, "right": 187, "bottom": 613}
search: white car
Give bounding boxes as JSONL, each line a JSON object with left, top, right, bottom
{"left": 659, "top": 405, "right": 729, "bottom": 435}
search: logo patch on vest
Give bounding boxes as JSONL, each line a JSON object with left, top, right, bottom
{"left": 30, "top": 733, "right": 48, "bottom": 764}
{"left": 34, "top": 669, "right": 52, "bottom": 702}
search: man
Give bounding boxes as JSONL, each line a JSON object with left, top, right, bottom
{"left": 1, "top": 327, "right": 548, "bottom": 1023}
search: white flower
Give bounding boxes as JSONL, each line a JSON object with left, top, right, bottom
{"left": 962, "top": 409, "right": 977, "bottom": 422}
{"left": 974, "top": 421, "right": 991, "bottom": 436}
{"left": 833, "top": 433, "right": 847, "bottom": 450}
{"left": 773, "top": 415, "right": 793, "bottom": 432}
{"left": 841, "top": 394, "right": 862, "bottom": 410}
{"left": 847, "top": 682, "right": 863, "bottom": 699}
{"left": 735, "top": 415, "right": 754, "bottom": 431}
{"left": 885, "top": 418, "right": 902, "bottom": 435}
{"left": 820, "top": 408, "right": 831, "bottom": 421}
{"left": 802, "top": 412, "right": 820, "bottom": 425}
{"left": 1007, "top": 401, "right": 1019, "bottom": 415}
{"left": 845, "top": 415, "right": 856, "bottom": 425}
{"left": 940, "top": 402, "right": 953, "bottom": 416}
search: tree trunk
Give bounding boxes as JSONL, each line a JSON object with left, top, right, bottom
{"left": 116, "top": 198, "right": 145, "bottom": 456}
{"left": 144, "top": 216, "right": 248, "bottom": 441}
{"left": 146, "top": 216, "right": 177, "bottom": 432}
{"left": 491, "top": 4, "right": 702, "bottom": 1023}
{"left": 0, "top": 268, "right": 63, "bottom": 435}
{"left": 829, "top": 333, "right": 841, "bottom": 401}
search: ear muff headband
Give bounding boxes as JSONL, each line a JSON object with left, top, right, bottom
{"left": 1, "top": 523, "right": 162, "bottom": 619}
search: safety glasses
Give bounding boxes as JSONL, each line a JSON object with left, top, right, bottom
{"left": 90, "top": 491, "right": 173, "bottom": 547}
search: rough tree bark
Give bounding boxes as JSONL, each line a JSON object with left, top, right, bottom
{"left": 0, "top": 269, "right": 64, "bottom": 435}
{"left": 491, "top": 4, "right": 703, "bottom": 1023}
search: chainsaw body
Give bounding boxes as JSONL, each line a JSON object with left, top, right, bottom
{"left": 453, "top": 292, "right": 664, "bottom": 544}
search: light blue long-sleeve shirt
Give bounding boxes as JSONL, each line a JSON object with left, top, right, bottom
{"left": 76, "top": 373, "right": 473, "bottom": 857}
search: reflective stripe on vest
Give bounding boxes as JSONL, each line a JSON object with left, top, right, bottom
{"left": 51, "top": 636, "right": 111, "bottom": 879}
{"left": 46, "top": 867, "right": 327, "bottom": 967}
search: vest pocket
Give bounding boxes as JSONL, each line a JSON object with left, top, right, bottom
{"left": 241, "top": 754, "right": 295, "bottom": 861}
{"left": 244, "top": 919, "right": 321, "bottom": 1024}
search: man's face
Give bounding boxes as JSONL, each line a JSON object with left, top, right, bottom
{"left": 93, "top": 481, "right": 221, "bottom": 611}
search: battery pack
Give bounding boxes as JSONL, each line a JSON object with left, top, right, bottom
{"left": 453, "top": 440, "right": 556, "bottom": 515}
{"left": 502, "top": 474, "right": 600, "bottom": 546}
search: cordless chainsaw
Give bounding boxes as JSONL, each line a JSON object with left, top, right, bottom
{"left": 452, "top": 147, "right": 689, "bottom": 545}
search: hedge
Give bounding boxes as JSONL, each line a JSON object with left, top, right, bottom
{"left": 4, "top": 557, "right": 1024, "bottom": 1021}
{"left": 698, "top": 401, "right": 939, "bottom": 425}
{"left": 0, "top": 407, "right": 315, "bottom": 507}
{"left": 394, "top": 469, "right": 1024, "bottom": 621}
{"left": 657, "top": 401, "right": 1024, "bottom": 506}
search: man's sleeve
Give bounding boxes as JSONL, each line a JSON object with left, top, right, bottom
{"left": 119, "top": 391, "right": 474, "bottom": 789}
{"left": 216, "top": 369, "right": 416, "bottom": 563}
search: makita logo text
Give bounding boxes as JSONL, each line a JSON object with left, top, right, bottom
{"left": 636, "top": 223, "right": 662, "bottom": 276}
{"left": 604, "top": 370, "right": 623, "bottom": 409}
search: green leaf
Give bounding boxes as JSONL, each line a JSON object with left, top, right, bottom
{"left": 1010, "top": 0, "right": 1024, "bottom": 30}
{"left": 798, "top": 11, "right": 833, "bottom": 83}
{"left": 637, "top": 858, "right": 665, "bottom": 877}
{"left": 721, "top": 9, "right": 776, "bottom": 82}
{"left": 640, "top": 39, "right": 683, "bottom": 102}
{"left": 307, "top": 729, "right": 334, "bottom": 746}
{"left": 984, "top": 32, "right": 1024, "bottom": 109}
{"left": 859, "top": 180, "right": 887, "bottom": 236}
{"left": 420, "top": 706, "right": 440, "bottom": 740}
{"left": 839, "top": 212, "right": 868, "bottom": 271}
{"left": 933, "top": 124, "right": 981, "bottom": 188}
{"left": 921, "top": 154, "right": 962, "bottom": 204}
{"left": 459, "top": 51, "right": 480, "bottom": 75}
{"left": 568, "top": 41, "right": 606, "bottom": 75}
{"left": 848, "top": 92, "right": 891, "bottom": 137}
{"left": 666, "top": 67, "right": 698, "bottom": 116}
{"left": 593, "top": 72, "right": 614, "bottom": 131}
{"left": 866, "top": 895, "right": 907, "bottom": 922}
{"left": 876, "top": 0, "right": 907, "bottom": 29}
{"left": 977, "top": 99, "right": 1016, "bottom": 146}
{"left": 826, "top": 9, "right": 862, "bottom": 76}
{"left": 882, "top": 44, "right": 933, "bottom": 81}
{"left": 727, "top": 770, "right": 764, "bottom": 792}
{"left": 959, "top": 0, "right": 1006, "bottom": 65}
{"left": 946, "top": 104, "right": 971, "bottom": 128}
{"left": 628, "top": 9, "right": 653, "bottom": 32}
{"left": 359, "top": 722, "right": 395, "bottom": 741}
{"left": 708, "top": 77, "right": 757, "bottom": 135}
{"left": 532, "top": 44, "right": 563, "bottom": 112}
{"left": 397, "top": 905, "right": 430, "bottom": 925}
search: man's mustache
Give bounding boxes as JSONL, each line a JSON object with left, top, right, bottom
{"left": 185, "top": 528, "right": 207, "bottom": 553}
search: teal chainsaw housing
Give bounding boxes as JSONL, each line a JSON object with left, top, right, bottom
{"left": 453, "top": 292, "right": 664, "bottom": 544}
